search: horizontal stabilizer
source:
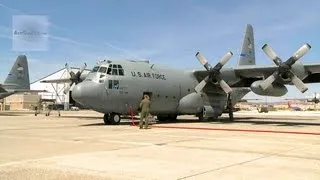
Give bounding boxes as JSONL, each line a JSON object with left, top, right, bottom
{"left": 0, "top": 86, "right": 7, "bottom": 93}
{"left": 13, "top": 89, "right": 47, "bottom": 93}
{"left": 41, "top": 79, "right": 71, "bottom": 84}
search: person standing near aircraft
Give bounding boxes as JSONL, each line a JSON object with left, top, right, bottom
{"left": 139, "top": 94, "right": 151, "bottom": 129}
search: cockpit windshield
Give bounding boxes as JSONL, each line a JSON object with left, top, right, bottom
{"left": 92, "top": 66, "right": 99, "bottom": 72}
{"left": 90, "top": 64, "right": 124, "bottom": 76}
{"left": 92, "top": 66, "right": 107, "bottom": 73}
{"left": 98, "top": 66, "right": 107, "bottom": 73}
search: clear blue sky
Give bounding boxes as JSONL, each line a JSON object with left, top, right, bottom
{"left": 0, "top": 0, "right": 319, "bottom": 101}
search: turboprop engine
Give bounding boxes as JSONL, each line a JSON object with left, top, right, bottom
{"left": 259, "top": 43, "right": 311, "bottom": 94}
{"left": 250, "top": 80, "right": 287, "bottom": 97}
{"left": 178, "top": 92, "right": 204, "bottom": 114}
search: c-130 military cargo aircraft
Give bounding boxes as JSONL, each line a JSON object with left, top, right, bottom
{"left": 0, "top": 55, "right": 43, "bottom": 100}
{"left": 42, "top": 24, "right": 320, "bottom": 125}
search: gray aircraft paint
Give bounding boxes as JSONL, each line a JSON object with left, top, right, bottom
{"left": 238, "top": 24, "right": 255, "bottom": 66}
{"left": 72, "top": 60, "right": 250, "bottom": 116}
{"left": 71, "top": 24, "right": 256, "bottom": 118}
{"left": 0, "top": 55, "right": 31, "bottom": 99}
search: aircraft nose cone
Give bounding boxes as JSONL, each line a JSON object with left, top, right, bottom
{"left": 72, "top": 84, "right": 83, "bottom": 102}
{"left": 72, "top": 81, "right": 101, "bottom": 107}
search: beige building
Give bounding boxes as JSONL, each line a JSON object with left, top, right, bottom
{"left": 3, "top": 93, "right": 40, "bottom": 110}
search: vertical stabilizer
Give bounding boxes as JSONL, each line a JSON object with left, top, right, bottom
{"left": 4, "top": 55, "right": 30, "bottom": 89}
{"left": 238, "top": 24, "right": 255, "bottom": 66}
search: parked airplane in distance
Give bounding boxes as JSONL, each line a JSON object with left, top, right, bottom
{"left": 42, "top": 24, "right": 320, "bottom": 125}
{"left": 287, "top": 101, "right": 303, "bottom": 111}
{"left": 0, "top": 55, "right": 44, "bottom": 99}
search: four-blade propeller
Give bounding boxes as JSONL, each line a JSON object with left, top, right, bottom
{"left": 194, "top": 51, "right": 233, "bottom": 94}
{"left": 260, "top": 43, "right": 311, "bottom": 93}
{"left": 63, "top": 63, "right": 87, "bottom": 94}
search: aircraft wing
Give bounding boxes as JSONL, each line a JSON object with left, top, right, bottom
{"left": 234, "top": 63, "right": 320, "bottom": 84}
{"left": 193, "top": 63, "right": 320, "bottom": 88}
{"left": 40, "top": 79, "right": 71, "bottom": 84}
{"left": 0, "top": 85, "right": 7, "bottom": 93}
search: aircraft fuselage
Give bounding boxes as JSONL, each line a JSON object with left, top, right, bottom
{"left": 72, "top": 61, "right": 250, "bottom": 118}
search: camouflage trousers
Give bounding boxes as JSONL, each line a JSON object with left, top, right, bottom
{"left": 139, "top": 111, "right": 150, "bottom": 128}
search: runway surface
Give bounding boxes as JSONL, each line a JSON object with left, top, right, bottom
{"left": 0, "top": 110, "right": 319, "bottom": 180}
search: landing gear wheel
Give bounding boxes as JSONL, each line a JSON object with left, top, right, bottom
{"left": 157, "top": 115, "right": 166, "bottom": 122}
{"left": 109, "top": 113, "right": 121, "bottom": 125}
{"left": 169, "top": 115, "right": 178, "bottom": 121}
{"left": 157, "top": 115, "right": 178, "bottom": 122}
{"left": 227, "top": 93, "right": 234, "bottom": 121}
{"left": 103, "top": 113, "right": 110, "bottom": 125}
{"left": 197, "top": 111, "right": 204, "bottom": 121}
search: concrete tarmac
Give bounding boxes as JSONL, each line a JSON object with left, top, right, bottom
{"left": 0, "top": 110, "right": 319, "bottom": 180}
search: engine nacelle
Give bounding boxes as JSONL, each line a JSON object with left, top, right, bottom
{"left": 203, "top": 106, "right": 216, "bottom": 118}
{"left": 178, "top": 92, "right": 204, "bottom": 114}
{"left": 250, "top": 80, "right": 288, "bottom": 97}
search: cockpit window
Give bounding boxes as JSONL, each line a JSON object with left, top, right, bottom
{"left": 98, "top": 67, "right": 107, "bottom": 73}
{"left": 107, "top": 64, "right": 125, "bottom": 76}
{"left": 112, "top": 68, "right": 118, "bottom": 75}
{"left": 119, "top": 69, "right": 124, "bottom": 76}
{"left": 92, "top": 66, "right": 99, "bottom": 72}
{"left": 106, "top": 67, "right": 111, "bottom": 74}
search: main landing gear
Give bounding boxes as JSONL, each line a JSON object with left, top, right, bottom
{"left": 226, "top": 93, "right": 234, "bottom": 121}
{"left": 157, "top": 114, "right": 178, "bottom": 122}
{"left": 103, "top": 113, "right": 121, "bottom": 125}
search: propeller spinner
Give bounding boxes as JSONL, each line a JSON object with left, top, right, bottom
{"left": 194, "top": 51, "right": 233, "bottom": 94}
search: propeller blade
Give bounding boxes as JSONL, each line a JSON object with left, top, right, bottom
{"left": 63, "top": 83, "right": 72, "bottom": 94}
{"left": 79, "top": 63, "right": 87, "bottom": 74}
{"left": 213, "top": 51, "right": 233, "bottom": 71}
{"left": 196, "top": 52, "right": 212, "bottom": 71}
{"left": 219, "top": 51, "right": 233, "bottom": 66}
{"left": 285, "top": 43, "right": 312, "bottom": 66}
{"left": 260, "top": 72, "right": 277, "bottom": 90}
{"left": 65, "top": 63, "right": 72, "bottom": 73}
{"left": 262, "top": 44, "right": 282, "bottom": 66}
{"left": 293, "top": 43, "right": 311, "bottom": 60}
{"left": 219, "top": 79, "right": 232, "bottom": 94}
{"left": 291, "top": 74, "right": 308, "bottom": 93}
{"left": 194, "top": 76, "right": 209, "bottom": 93}
{"left": 65, "top": 63, "right": 76, "bottom": 78}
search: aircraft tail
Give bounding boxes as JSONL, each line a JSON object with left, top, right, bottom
{"left": 238, "top": 24, "right": 255, "bottom": 66}
{"left": 4, "top": 55, "right": 30, "bottom": 90}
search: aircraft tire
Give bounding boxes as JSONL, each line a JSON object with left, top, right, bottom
{"left": 109, "top": 113, "right": 121, "bottom": 125}
{"left": 103, "top": 113, "right": 110, "bottom": 125}
{"left": 157, "top": 115, "right": 177, "bottom": 122}
{"left": 170, "top": 115, "right": 178, "bottom": 121}
{"left": 157, "top": 115, "right": 167, "bottom": 122}
{"left": 229, "top": 111, "right": 234, "bottom": 121}
{"left": 197, "top": 113, "right": 204, "bottom": 121}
